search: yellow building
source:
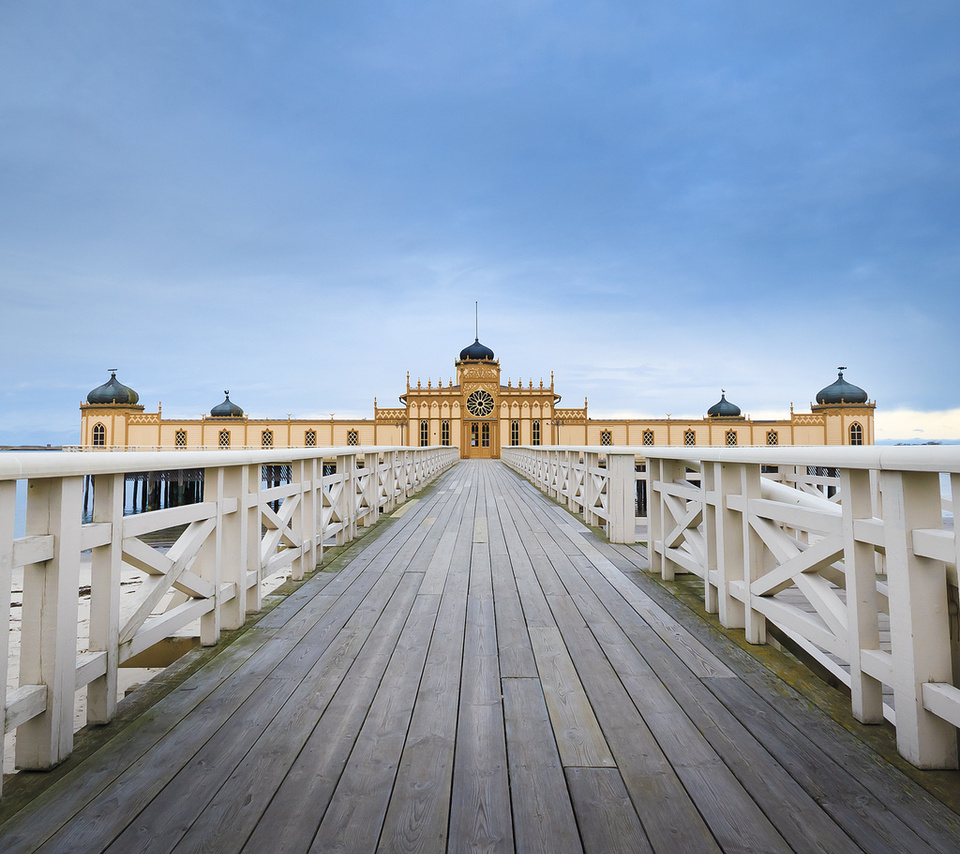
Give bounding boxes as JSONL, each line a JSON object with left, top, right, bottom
{"left": 79, "top": 344, "right": 875, "bottom": 455}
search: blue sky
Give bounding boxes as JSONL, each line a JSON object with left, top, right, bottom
{"left": 2, "top": 2, "right": 959, "bottom": 444}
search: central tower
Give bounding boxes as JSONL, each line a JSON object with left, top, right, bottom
{"left": 456, "top": 338, "right": 501, "bottom": 458}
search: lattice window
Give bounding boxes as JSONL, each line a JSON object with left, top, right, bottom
{"left": 532, "top": 420, "right": 541, "bottom": 446}
{"left": 600, "top": 431, "right": 612, "bottom": 446}
{"left": 347, "top": 430, "right": 359, "bottom": 446}
{"left": 305, "top": 430, "right": 316, "bottom": 447}
{"left": 420, "top": 420, "right": 429, "bottom": 447}
{"left": 219, "top": 430, "right": 230, "bottom": 448}
{"left": 766, "top": 430, "right": 778, "bottom": 446}
{"left": 175, "top": 430, "right": 187, "bottom": 448}
{"left": 441, "top": 420, "right": 450, "bottom": 446}
{"left": 511, "top": 420, "right": 520, "bottom": 446}
{"left": 92, "top": 423, "right": 106, "bottom": 447}
{"left": 262, "top": 430, "right": 273, "bottom": 447}
{"left": 684, "top": 430, "right": 696, "bottom": 446}
{"left": 642, "top": 430, "right": 654, "bottom": 446}
{"left": 726, "top": 430, "right": 737, "bottom": 446}
{"left": 850, "top": 422, "right": 863, "bottom": 445}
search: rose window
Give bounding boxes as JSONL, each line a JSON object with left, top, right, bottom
{"left": 466, "top": 389, "right": 495, "bottom": 417}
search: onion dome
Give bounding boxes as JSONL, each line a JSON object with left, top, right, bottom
{"left": 87, "top": 370, "right": 140, "bottom": 405}
{"left": 816, "top": 368, "right": 868, "bottom": 405}
{"left": 459, "top": 338, "right": 495, "bottom": 361}
{"left": 707, "top": 391, "right": 741, "bottom": 418}
{"left": 210, "top": 390, "right": 244, "bottom": 417}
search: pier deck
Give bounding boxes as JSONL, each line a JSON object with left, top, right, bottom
{"left": 2, "top": 459, "right": 959, "bottom": 853}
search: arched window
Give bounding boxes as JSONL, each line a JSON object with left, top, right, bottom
{"left": 511, "top": 420, "right": 520, "bottom": 446}
{"left": 600, "top": 430, "right": 612, "bottom": 446}
{"left": 420, "top": 420, "right": 429, "bottom": 446}
{"left": 642, "top": 430, "right": 654, "bottom": 446}
{"left": 850, "top": 422, "right": 863, "bottom": 445}
{"left": 347, "top": 430, "right": 359, "bottom": 446}
{"left": 766, "top": 431, "right": 778, "bottom": 446}
{"left": 175, "top": 429, "right": 187, "bottom": 448}
{"left": 262, "top": 430, "right": 273, "bottom": 447}
{"left": 726, "top": 431, "right": 738, "bottom": 446}
{"left": 92, "top": 423, "right": 106, "bottom": 447}
{"left": 532, "top": 420, "right": 541, "bottom": 446}
{"left": 441, "top": 420, "right": 450, "bottom": 446}
{"left": 305, "top": 430, "right": 316, "bottom": 447}
{"left": 684, "top": 430, "right": 696, "bottom": 446}
{"left": 219, "top": 430, "right": 230, "bottom": 448}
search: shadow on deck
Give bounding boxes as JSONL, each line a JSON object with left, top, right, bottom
{"left": 1, "top": 460, "right": 959, "bottom": 853}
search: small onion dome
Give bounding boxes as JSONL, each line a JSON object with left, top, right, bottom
{"left": 816, "top": 368, "right": 868, "bottom": 405}
{"left": 87, "top": 370, "right": 139, "bottom": 405}
{"left": 707, "top": 391, "right": 741, "bottom": 418}
{"left": 210, "top": 390, "right": 243, "bottom": 417}
{"left": 459, "top": 338, "right": 495, "bottom": 361}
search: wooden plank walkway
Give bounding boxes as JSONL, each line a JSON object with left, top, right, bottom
{"left": 2, "top": 459, "right": 960, "bottom": 853}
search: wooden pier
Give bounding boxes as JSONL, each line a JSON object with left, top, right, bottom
{"left": 2, "top": 459, "right": 959, "bottom": 853}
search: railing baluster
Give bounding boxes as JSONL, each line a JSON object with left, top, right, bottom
{"left": 881, "top": 469, "right": 957, "bottom": 767}
{"left": 88, "top": 472, "right": 124, "bottom": 723}
{"left": 18, "top": 476, "right": 84, "bottom": 769}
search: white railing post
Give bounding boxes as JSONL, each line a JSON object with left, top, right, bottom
{"left": 197, "top": 466, "right": 223, "bottom": 646}
{"left": 245, "top": 463, "right": 262, "bottom": 614}
{"left": 289, "top": 460, "right": 306, "bottom": 582}
{"left": 382, "top": 450, "right": 396, "bottom": 514}
{"left": 302, "top": 457, "right": 319, "bottom": 569}
{"left": 0, "top": 480, "right": 16, "bottom": 792}
{"left": 584, "top": 451, "right": 600, "bottom": 527}
{"left": 657, "top": 457, "right": 685, "bottom": 581}
{"left": 606, "top": 452, "right": 636, "bottom": 544}
{"left": 17, "top": 476, "right": 83, "bottom": 769}
{"left": 881, "top": 469, "right": 958, "bottom": 768}
{"left": 219, "top": 464, "right": 247, "bottom": 629}
{"left": 716, "top": 462, "right": 746, "bottom": 629}
{"left": 648, "top": 456, "right": 664, "bottom": 578}
{"left": 87, "top": 472, "right": 124, "bottom": 724}
{"left": 363, "top": 452, "right": 379, "bottom": 527}
{"left": 841, "top": 467, "right": 884, "bottom": 724}
{"left": 702, "top": 462, "right": 720, "bottom": 615}
{"left": 336, "top": 453, "right": 355, "bottom": 545}
{"left": 740, "top": 463, "right": 766, "bottom": 645}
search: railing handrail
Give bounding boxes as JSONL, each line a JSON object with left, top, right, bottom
{"left": 0, "top": 445, "right": 443, "bottom": 480}
{"left": 514, "top": 443, "right": 960, "bottom": 473}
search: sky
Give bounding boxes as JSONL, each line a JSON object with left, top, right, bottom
{"left": 1, "top": 1, "right": 959, "bottom": 445}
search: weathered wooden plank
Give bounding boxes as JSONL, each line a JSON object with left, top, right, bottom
{"left": 565, "top": 768, "right": 652, "bottom": 854}
{"left": 312, "top": 594, "right": 441, "bottom": 853}
{"left": 707, "top": 675, "right": 949, "bottom": 854}
{"left": 527, "top": 626, "right": 614, "bottom": 769}
{"left": 621, "top": 560, "right": 960, "bottom": 853}
{"left": 155, "top": 572, "right": 426, "bottom": 852}
{"left": 490, "top": 552, "right": 538, "bottom": 678}
{"left": 502, "top": 677, "right": 582, "bottom": 854}
{"left": 419, "top": 528, "right": 458, "bottom": 594}
{"left": 558, "top": 538, "right": 868, "bottom": 854}
{"left": 378, "top": 520, "right": 472, "bottom": 853}
{"left": 448, "top": 584, "right": 513, "bottom": 853}
{"left": 238, "top": 574, "right": 425, "bottom": 854}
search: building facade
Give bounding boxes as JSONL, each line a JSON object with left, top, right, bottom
{"left": 79, "top": 344, "right": 875, "bottom": 456}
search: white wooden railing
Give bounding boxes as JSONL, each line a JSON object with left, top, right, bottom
{"left": 501, "top": 446, "right": 639, "bottom": 543}
{"left": 0, "top": 445, "right": 457, "bottom": 795}
{"left": 503, "top": 444, "right": 960, "bottom": 770}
